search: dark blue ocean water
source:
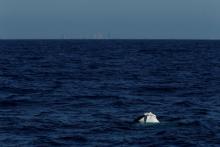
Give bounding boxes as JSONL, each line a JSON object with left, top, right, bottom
{"left": 0, "top": 39, "right": 220, "bottom": 146}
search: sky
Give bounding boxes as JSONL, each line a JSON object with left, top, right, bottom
{"left": 0, "top": 0, "right": 220, "bottom": 39}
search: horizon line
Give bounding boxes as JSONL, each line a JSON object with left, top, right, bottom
{"left": 1, "top": 38, "right": 220, "bottom": 41}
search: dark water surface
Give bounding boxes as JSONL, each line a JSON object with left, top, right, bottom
{"left": 0, "top": 40, "right": 220, "bottom": 146}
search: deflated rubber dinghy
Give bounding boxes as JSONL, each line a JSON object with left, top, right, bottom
{"left": 134, "top": 112, "right": 160, "bottom": 124}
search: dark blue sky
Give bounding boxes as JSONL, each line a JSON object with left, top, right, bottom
{"left": 1, "top": 0, "right": 220, "bottom": 39}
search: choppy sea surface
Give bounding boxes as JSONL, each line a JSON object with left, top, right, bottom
{"left": 0, "top": 39, "right": 219, "bottom": 146}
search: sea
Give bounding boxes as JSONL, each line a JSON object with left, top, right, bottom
{"left": 0, "top": 39, "right": 219, "bottom": 146}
